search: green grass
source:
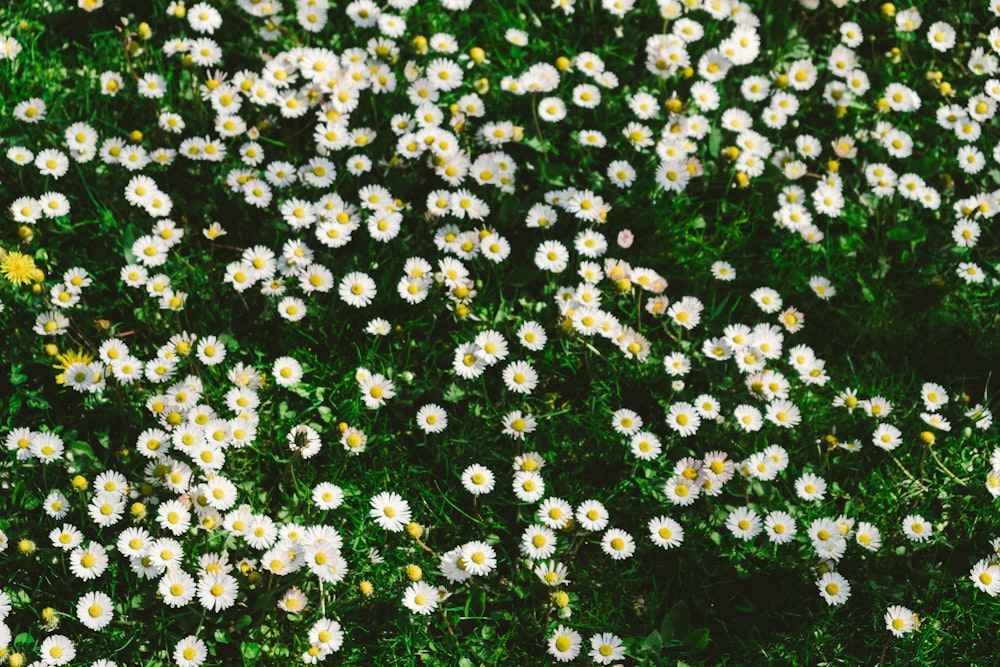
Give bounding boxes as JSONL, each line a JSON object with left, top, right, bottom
{"left": 1, "top": 0, "right": 998, "bottom": 665}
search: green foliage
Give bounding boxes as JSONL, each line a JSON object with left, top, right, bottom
{"left": 0, "top": 0, "right": 998, "bottom": 666}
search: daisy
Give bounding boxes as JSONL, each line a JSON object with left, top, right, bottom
{"left": 666, "top": 402, "right": 701, "bottom": 437}
{"left": 502, "top": 410, "right": 537, "bottom": 440}
{"left": 885, "top": 605, "right": 917, "bottom": 637}
{"left": 970, "top": 558, "right": 1000, "bottom": 595}
{"left": 521, "top": 525, "right": 558, "bottom": 559}
{"left": 174, "top": 635, "right": 208, "bottom": 667}
{"left": 648, "top": 516, "right": 684, "bottom": 549}
{"left": 77, "top": 590, "right": 114, "bottom": 630}
{"left": 459, "top": 541, "right": 497, "bottom": 575}
{"left": 902, "top": 515, "right": 932, "bottom": 543}
{"left": 630, "top": 431, "right": 662, "bottom": 460}
{"left": 197, "top": 572, "right": 239, "bottom": 611}
{"left": 534, "top": 240, "right": 570, "bottom": 272}
{"left": 416, "top": 404, "right": 448, "bottom": 433}
{"left": 312, "top": 483, "right": 344, "bottom": 510}
{"left": 750, "top": 287, "right": 782, "bottom": 313}
{"left": 576, "top": 500, "right": 610, "bottom": 531}
{"left": 339, "top": 271, "right": 377, "bottom": 307}
{"left": 69, "top": 542, "right": 109, "bottom": 580}
{"left": 538, "top": 498, "right": 573, "bottom": 530}
{"left": 817, "top": 571, "right": 851, "bottom": 606}
{"left": 862, "top": 396, "right": 893, "bottom": 419}
{"left": 39, "top": 635, "right": 75, "bottom": 666}
{"left": 727, "top": 507, "right": 763, "bottom": 541}
{"left": 501, "top": 360, "right": 538, "bottom": 395}
{"left": 309, "top": 618, "right": 345, "bottom": 652}
{"left": 920, "top": 412, "right": 952, "bottom": 432}
{"left": 872, "top": 423, "right": 902, "bottom": 451}
{"left": 663, "top": 475, "right": 699, "bottom": 507}
{"left": 513, "top": 471, "right": 545, "bottom": 502}
{"left": 534, "top": 560, "right": 571, "bottom": 587}
{"left": 548, "top": 625, "right": 582, "bottom": 662}
{"left": 370, "top": 492, "right": 411, "bottom": 532}
{"left": 733, "top": 404, "right": 763, "bottom": 432}
{"left": 663, "top": 352, "right": 691, "bottom": 377}
{"left": 711, "top": 260, "right": 736, "bottom": 281}
{"left": 795, "top": 473, "right": 827, "bottom": 501}
{"left": 854, "top": 521, "right": 882, "bottom": 551}
{"left": 764, "top": 511, "right": 797, "bottom": 544}
{"left": 461, "top": 464, "right": 495, "bottom": 495}
{"left": 517, "top": 321, "right": 547, "bottom": 351}
{"left": 766, "top": 399, "right": 801, "bottom": 429}
{"left": 273, "top": 357, "right": 303, "bottom": 387}
{"left": 359, "top": 373, "right": 395, "bottom": 409}
{"left": 589, "top": 632, "right": 626, "bottom": 664}
{"left": 402, "top": 581, "right": 439, "bottom": 615}
{"left": 611, "top": 408, "right": 643, "bottom": 435}
{"left": 50, "top": 523, "right": 84, "bottom": 551}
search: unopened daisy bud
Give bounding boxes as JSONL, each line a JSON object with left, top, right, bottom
{"left": 71, "top": 475, "right": 88, "bottom": 490}
{"left": 131, "top": 501, "right": 147, "bottom": 518}
{"left": 617, "top": 278, "right": 632, "bottom": 292}
{"left": 775, "top": 73, "right": 788, "bottom": 88}
{"left": 920, "top": 431, "right": 935, "bottom": 444}
{"left": 412, "top": 35, "right": 428, "bottom": 54}
{"left": 553, "top": 591, "right": 569, "bottom": 608}
{"left": 881, "top": 2, "right": 895, "bottom": 18}
{"left": 939, "top": 81, "right": 953, "bottom": 96}
{"left": 9, "top": 652, "right": 26, "bottom": 667}
{"left": 511, "top": 124, "right": 523, "bottom": 141}
{"left": 555, "top": 56, "right": 571, "bottom": 71}
{"left": 877, "top": 97, "right": 890, "bottom": 113}
{"left": 455, "top": 303, "right": 469, "bottom": 319}
{"left": 470, "top": 47, "right": 486, "bottom": 63}
{"left": 248, "top": 571, "right": 262, "bottom": 585}
{"left": 18, "top": 225, "right": 32, "bottom": 241}
{"left": 665, "top": 97, "right": 683, "bottom": 113}
{"left": 405, "top": 564, "right": 422, "bottom": 581}
{"left": 129, "top": 130, "right": 143, "bottom": 142}
{"left": 337, "top": 422, "right": 349, "bottom": 434}
{"left": 736, "top": 172, "right": 750, "bottom": 188}
{"left": 474, "top": 77, "right": 490, "bottom": 94}
{"left": 31, "top": 283, "right": 42, "bottom": 295}
{"left": 359, "top": 580, "right": 374, "bottom": 596}
{"left": 44, "top": 344, "right": 59, "bottom": 356}
{"left": 17, "top": 539, "right": 35, "bottom": 554}
{"left": 724, "top": 146, "right": 740, "bottom": 161}
{"left": 137, "top": 22, "right": 152, "bottom": 40}
{"left": 827, "top": 160, "right": 839, "bottom": 173}
{"left": 406, "top": 522, "right": 424, "bottom": 539}
{"left": 681, "top": 66, "right": 694, "bottom": 78}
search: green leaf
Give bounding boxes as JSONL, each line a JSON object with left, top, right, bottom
{"left": 708, "top": 128, "right": 722, "bottom": 158}
{"left": 885, "top": 223, "right": 926, "bottom": 242}
{"left": 683, "top": 628, "right": 710, "bottom": 652}
{"left": 442, "top": 383, "right": 465, "bottom": 403}
{"left": 10, "top": 364, "right": 27, "bottom": 385}
{"left": 465, "top": 588, "right": 486, "bottom": 618}
{"left": 241, "top": 642, "right": 262, "bottom": 662}
{"left": 642, "top": 630, "right": 663, "bottom": 654}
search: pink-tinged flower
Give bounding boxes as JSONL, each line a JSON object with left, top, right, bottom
{"left": 617, "top": 229, "right": 634, "bottom": 248}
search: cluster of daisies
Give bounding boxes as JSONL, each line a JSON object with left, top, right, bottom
{"left": 2, "top": 0, "right": 999, "bottom": 662}
{"left": 1, "top": 340, "right": 364, "bottom": 664}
